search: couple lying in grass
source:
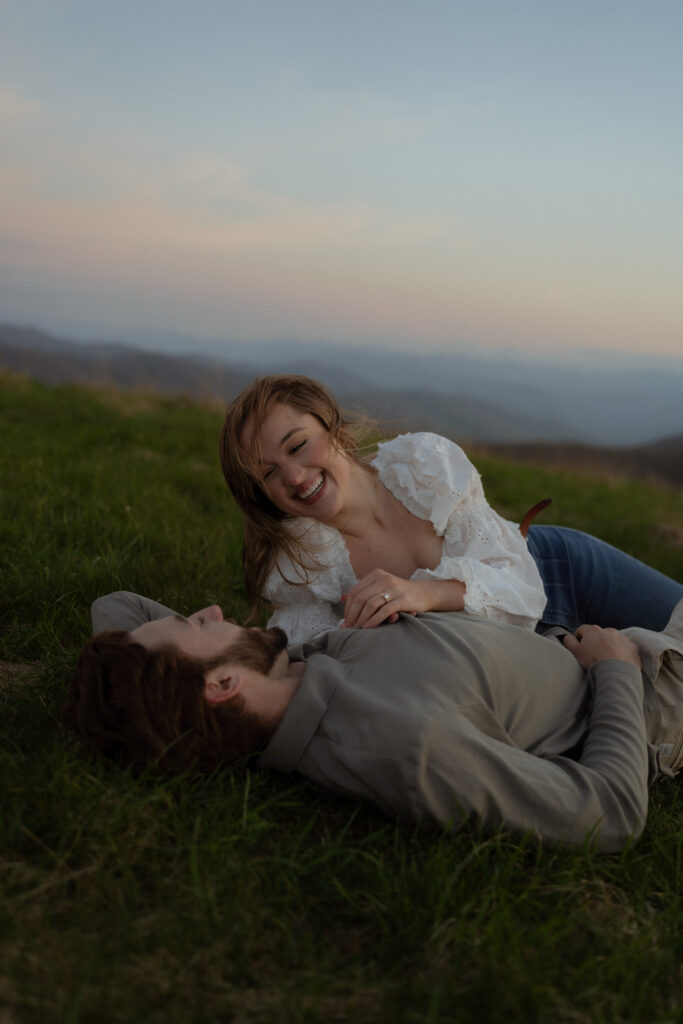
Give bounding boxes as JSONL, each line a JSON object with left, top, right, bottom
{"left": 66, "top": 375, "right": 683, "bottom": 851}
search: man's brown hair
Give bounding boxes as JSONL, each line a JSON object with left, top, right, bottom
{"left": 63, "top": 631, "right": 272, "bottom": 772}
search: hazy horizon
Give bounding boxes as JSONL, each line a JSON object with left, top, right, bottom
{"left": 4, "top": 315, "right": 683, "bottom": 377}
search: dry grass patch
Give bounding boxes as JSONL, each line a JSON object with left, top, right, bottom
{"left": 0, "top": 662, "right": 41, "bottom": 689}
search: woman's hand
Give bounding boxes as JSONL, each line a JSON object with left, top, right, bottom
{"left": 341, "top": 570, "right": 466, "bottom": 629}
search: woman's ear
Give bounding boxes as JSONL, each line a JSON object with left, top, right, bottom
{"left": 204, "top": 667, "right": 244, "bottom": 706}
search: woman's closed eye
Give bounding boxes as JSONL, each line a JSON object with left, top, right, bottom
{"left": 262, "top": 440, "right": 306, "bottom": 481}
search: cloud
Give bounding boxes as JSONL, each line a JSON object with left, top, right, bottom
{"left": 2, "top": 113, "right": 448, "bottom": 265}
{"left": 2, "top": 91, "right": 681, "bottom": 356}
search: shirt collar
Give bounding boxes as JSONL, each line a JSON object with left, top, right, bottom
{"left": 259, "top": 652, "right": 350, "bottom": 772}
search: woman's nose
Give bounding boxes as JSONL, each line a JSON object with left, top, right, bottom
{"left": 283, "top": 463, "right": 305, "bottom": 486}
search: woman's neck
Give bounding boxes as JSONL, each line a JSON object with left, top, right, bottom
{"left": 327, "top": 461, "right": 383, "bottom": 540}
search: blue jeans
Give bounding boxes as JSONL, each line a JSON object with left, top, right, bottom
{"left": 526, "top": 525, "right": 683, "bottom": 633}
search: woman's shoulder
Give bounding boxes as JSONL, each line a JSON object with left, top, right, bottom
{"left": 373, "top": 432, "right": 475, "bottom": 476}
{"left": 372, "top": 432, "right": 484, "bottom": 529}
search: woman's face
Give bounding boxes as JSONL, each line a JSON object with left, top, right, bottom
{"left": 243, "top": 402, "right": 353, "bottom": 522}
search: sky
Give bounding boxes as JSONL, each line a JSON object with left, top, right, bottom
{"left": 1, "top": 0, "right": 682, "bottom": 363}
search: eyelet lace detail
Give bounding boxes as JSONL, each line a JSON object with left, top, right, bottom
{"left": 263, "top": 432, "right": 547, "bottom": 642}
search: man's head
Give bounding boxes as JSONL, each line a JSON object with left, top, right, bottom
{"left": 64, "top": 606, "right": 296, "bottom": 773}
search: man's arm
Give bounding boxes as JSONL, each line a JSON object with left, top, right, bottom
{"left": 91, "top": 591, "right": 178, "bottom": 634}
{"left": 418, "top": 633, "right": 649, "bottom": 852}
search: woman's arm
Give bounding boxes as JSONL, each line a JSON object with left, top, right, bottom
{"left": 342, "top": 572, "right": 466, "bottom": 629}
{"left": 343, "top": 433, "right": 547, "bottom": 630}
{"left": 263, "top": 556, "right": 347, "bottom": 644}
{"left": 267, "top": 597, "right": 344, "bottom": 645}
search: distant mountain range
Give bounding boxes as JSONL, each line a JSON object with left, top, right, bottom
{"left": 1, "top": 322, "right": 682, "bottom": 485}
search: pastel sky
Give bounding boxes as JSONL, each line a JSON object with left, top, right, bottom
{"left": 1, "top": 0, "right": 682, "bottom": 361}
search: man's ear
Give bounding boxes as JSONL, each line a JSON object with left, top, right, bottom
{"left": 203, "top": 665, "right": 244, "bottom": 706}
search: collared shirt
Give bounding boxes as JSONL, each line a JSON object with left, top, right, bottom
{"left": 261, "top": 610, "right": 683, "bottom": 851}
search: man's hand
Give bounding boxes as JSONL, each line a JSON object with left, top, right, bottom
{"left": 563, "top": 624, "right": 642, "bottom": 671}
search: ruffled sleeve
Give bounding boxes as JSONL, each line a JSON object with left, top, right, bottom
{"left": 263, "top": 518, "right": 356, "bottom": 644}
{"left": 373, "top": 433, "right": 547, "bottom": 630}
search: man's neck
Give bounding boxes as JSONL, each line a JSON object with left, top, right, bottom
{"left": 254, "top": 660, "right": 306, "bottom": 731}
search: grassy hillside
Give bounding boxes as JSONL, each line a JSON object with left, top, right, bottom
{"left": 1, "top": 373, "right": 682, "bottom": 1023}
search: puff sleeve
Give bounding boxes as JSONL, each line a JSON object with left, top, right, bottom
{"left": 372, "top": 433, "right": 547, "bottom": 630}
{"left": 263, "top": 519, "right": 355, "bottom": 643}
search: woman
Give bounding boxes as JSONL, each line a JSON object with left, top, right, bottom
{"left": 220, "top": 375, "right": 682, "bottom": 645}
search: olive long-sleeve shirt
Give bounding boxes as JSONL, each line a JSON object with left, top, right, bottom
{"left": 92, "top": 594, "right": 683, "bottom": 851}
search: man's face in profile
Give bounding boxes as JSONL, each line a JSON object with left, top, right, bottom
{"left": 130, "top": 606, "right": 289, "bottom": 676}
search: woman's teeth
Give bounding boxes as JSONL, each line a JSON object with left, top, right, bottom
{"left": 299, "top": 475, "right": 324, "bottom": 500}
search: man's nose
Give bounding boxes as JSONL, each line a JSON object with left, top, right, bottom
{"left": 190, "top": 605, "right": 223, "bottom": 622}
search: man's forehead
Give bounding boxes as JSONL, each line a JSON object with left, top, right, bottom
{"left": 130, "top": 616, "right": 179, "bottom": 642}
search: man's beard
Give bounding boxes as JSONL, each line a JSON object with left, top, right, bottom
{"left": 224, "top": 626, "right": 289, "bottom": 675}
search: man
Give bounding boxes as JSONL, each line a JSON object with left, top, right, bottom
{"left": 65, "top": 591, "right": 683, "bottom": 852}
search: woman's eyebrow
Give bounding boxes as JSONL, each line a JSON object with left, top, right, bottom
{"left": 172, "top": 614, "right": 190, "bottom": 626}
{"left": 277, "top": 426, "right": 303, "bottom": 448}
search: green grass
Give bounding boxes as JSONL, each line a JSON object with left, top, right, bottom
{"left": 1, "top": 372, "right": 682, "bottom": 1023}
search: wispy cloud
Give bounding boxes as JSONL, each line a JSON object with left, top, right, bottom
{"left": 2, "top": 103, "right": 450, "bottom": 262}
{"left": 2, "top": 57, "right": 681, "bottom": 358}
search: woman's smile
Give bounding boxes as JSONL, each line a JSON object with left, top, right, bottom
{"left": 247, "top": 403, "right": 351, "bottom": 522}
{"left": 297, "top": 473, "right": 326, "bottom": 503}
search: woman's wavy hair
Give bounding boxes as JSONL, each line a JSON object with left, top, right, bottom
{"left": 63, "top": 631, "right": 271, "bottom": 772}
{"left": 219, "top": 375, "right": 371, "bottom": 609}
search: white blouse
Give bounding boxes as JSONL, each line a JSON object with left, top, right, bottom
{"left": 263, "top": 432, "right": 547, "bottom": 643}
